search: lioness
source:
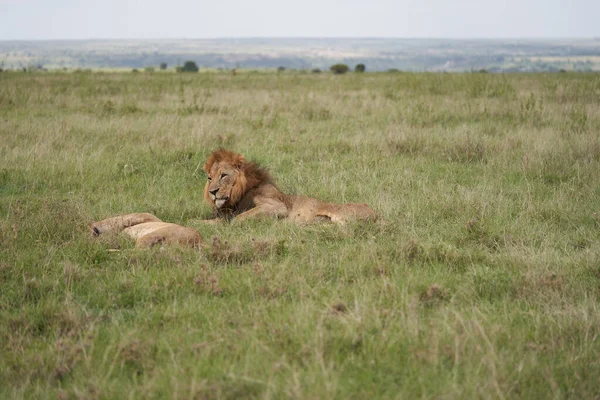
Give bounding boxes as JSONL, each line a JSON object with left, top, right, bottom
{"left": 91, "top": 213, "right": 203, "bottom": 249}
{"left": 203, "top": 149, "right": 377, "bottom": 224}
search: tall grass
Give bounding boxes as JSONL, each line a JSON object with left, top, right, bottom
{"left": 1, "top": 70, "right": 600, "bottom": 398}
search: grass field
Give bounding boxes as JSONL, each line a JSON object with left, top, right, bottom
{"left": 1, "top": 70, "right": 600, "bottom": 399}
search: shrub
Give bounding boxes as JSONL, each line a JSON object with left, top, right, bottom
{"left": 354, "top": 63, "right": 366, "bottom": 73}
{"left": 277, "top": 66, "right": 286, "bottom": 72}
{"left": 131, "top": 69, "right": 139, "bottom": 73}
{"left": 330, "top": 64, "right": 349, "bottom": 74}
{"left": 181, "top": 61, "right": 199, "bottom": 73}
{"left": 311, "top": 68, "right": 321, "bottom": 74}
{"left": 160, "top": 63, "right": 167, "bottom": 70}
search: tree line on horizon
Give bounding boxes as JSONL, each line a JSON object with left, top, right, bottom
{"left": 174, "top": 61, "right": 367, "bottom": 74}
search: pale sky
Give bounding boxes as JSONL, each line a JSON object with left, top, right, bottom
{"left": 0, "top": 0, "right": 598, "bottom": 40}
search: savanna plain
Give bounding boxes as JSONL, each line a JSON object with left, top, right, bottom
{"left": 1, "top": 70, "right": 600, "bottom": 399}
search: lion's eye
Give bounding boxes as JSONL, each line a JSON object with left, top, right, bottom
{"left": 220, "top": 173, "right": 228, "bottom": 179}
{"left": 207, "top": 177, "right": 212, "bottom": 181}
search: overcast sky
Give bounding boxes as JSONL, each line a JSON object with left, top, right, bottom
{"left": 1, "top": 0, "right": 598, "bottom": 40}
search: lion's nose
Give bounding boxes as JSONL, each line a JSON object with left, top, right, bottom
{"left": 209, "top": 189, "right": 219, "bottom": 196}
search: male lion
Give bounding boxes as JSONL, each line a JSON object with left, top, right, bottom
{"left": 203, "top": 149, "right": 377, "bottom": 224}
{"left": 91, "top": 213, "right": 203, "bottom": 249}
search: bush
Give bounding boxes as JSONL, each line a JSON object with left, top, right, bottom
{"left": 354, "top": 64, "right": 366, "bottom": 73}
{"left": 181, "top": 61, "right": 199, "bottom": 73}
{"left": 311, "top": 68, "right": 321, "bottom": 74}
{"left": 330, "top": 64, "right": 349, "bottom": 74}
{"left": 131, "top": 69, "right": 139, "bottom": 73}
{"left": 277, "top": 66, "right": 286, "bottom": 72}
{"left": 160, "top": 63, "right": 167, "bottom": 70}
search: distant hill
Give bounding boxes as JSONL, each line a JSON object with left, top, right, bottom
{"left": 1, "top": 38, "right": 600, "bottom": 72}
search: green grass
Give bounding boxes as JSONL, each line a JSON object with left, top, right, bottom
{"left": 1, "top": 70, "right": 600, "bottom": 399}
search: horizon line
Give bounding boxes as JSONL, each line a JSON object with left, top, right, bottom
{"left": 2, "top": 36, "right": 600, "bottom": 42}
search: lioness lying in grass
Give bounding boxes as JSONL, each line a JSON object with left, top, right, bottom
{"left": 91, "top": 213, "right": 202, "bottom": 249}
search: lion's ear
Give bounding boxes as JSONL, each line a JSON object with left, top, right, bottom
{"left": 203, "top": 153, "right": 217, "bottom": 173}
{"left": 233, "top": 154, "right": 246, "bottom": 169}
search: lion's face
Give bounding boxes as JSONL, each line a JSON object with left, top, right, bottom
{"left": 204, "top": 161, "right": 246, "bottom": 210}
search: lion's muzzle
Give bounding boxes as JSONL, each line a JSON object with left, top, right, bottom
{"left": 208, "top": 188, "right": 229, "bottom": 208}
{"left": 214, "top": 197, "right": 229, "bottom": 208}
